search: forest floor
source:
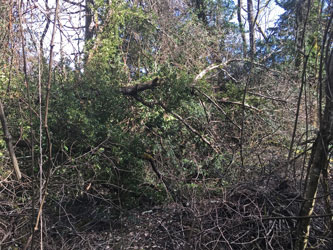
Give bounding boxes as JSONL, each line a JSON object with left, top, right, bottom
{"left": 39, "top": 169, "right": 332, "bottom": 250}
{"left": 2, "top": 162, "right": 333, "bottom": 249}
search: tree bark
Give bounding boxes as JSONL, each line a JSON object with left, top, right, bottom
{"left": 0, "top": 100, "right": 22, "bottom": 180}
{"left": 120, "top": 77, "right": 159, "bottom": 96}
{"left": 193, "top": 0, "right": 207, "bottom": 25}
{"left": 237, "top": 0, "right": 247, "bottom": 57}
{"left": 294, "top": 0, "right": 311, "bottom": 70}
{"left": 247, "top": 0, "right": 255, "bottom": 59}
{"left": 85, "top": 0, "right": 94, "bottom": 41}
{"left": 295, "top": 50, "right": 333, "bottom": 250}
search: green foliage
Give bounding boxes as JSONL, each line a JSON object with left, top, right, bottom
{"left": 1, "top": 0, "right": 292, "bottom": 209}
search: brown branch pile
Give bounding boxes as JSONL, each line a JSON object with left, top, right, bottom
{"left": 0, "top": 176, "right": 32, "bottom": 248}
{"left": 1, "top": 174, "right": 333, "bottom": 249}
{"left": 148, "top": 181, "right": 332, "bottom": 250}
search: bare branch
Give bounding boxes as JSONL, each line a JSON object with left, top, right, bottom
{"left": 0, "top": 101, "right": 21, "bottom": 180}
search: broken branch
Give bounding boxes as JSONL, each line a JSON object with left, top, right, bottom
{"left": 120, "top": 77, "right": 159, "bottom": 96}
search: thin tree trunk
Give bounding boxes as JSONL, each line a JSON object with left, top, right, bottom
{"left": 85, "top": 0, "right": 94, "bottom": 41}
{"left": 247, "top": 0, "right": 255, "bottom": 59}
{"left": 295, "top": 133, "right": 329, "bottom": 250}
{"left": 295, "top": 45, "right": 333, "bottom": 250}
{"left": 0, "top": 100, "right": 21, "bottom": 180}
{"left": 237, "top": 0, "right": 247, "bottom": 57}
{"left": 194, "top": 0, "right": 207, "bottom": 25}
{"left": 320, "top": 164, "right": 333, "bottom": 236}
{"left": 295, "top": 0, "right": 311, "bottom": 70}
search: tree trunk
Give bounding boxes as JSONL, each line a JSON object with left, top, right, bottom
{"left": 321, "top": 163, "right": 333, "bottom": 236}
{"left": 237, "top": 0, "right": 247, "bottom": 57}
{"left": 85, "top": 0, "right": 94, "bottom": 41}
{"left": 0, "top": 100, "right": 22, "bottom": 180}
{"left": 193, "top": 0, "right": 207, "bottom": 25}
{"left": 247, "top": 0, "right": 255, "bottom": 59}
{"left": 294, "top": 0, "right": 310, "bottom": 70}
{"left": 295, "top": 52, "right": 333, "bottom": 250}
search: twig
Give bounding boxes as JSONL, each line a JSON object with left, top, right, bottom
{"left": 247, "top": 91, "right": 287, "bottom": 103}
{"left": 192, "top": 87, "right": 241, "bottom": 130}
{"left": 219, "top": 98, "right": 261, "bottom": 112}
{"left": 159, "top": 103, "right": 220, "bottom": 154}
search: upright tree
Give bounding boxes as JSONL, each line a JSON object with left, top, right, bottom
{"left": 247, "top": 0, "right": 255, "bottom": 58}
{"left": 295, "top": 7, "right": 333, "bottom": 249}
{"left": 294, "top": 0, "right": 310, "bottom": 69}
{"left": 238, "top": 0, "right": 247, "bottom": 57}
{"left": 85, "top": 0, "right": 95, "bottom": 41}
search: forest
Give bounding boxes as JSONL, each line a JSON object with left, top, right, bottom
{"left": 0, "top": 0, "right": 333, "bottom": 249}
